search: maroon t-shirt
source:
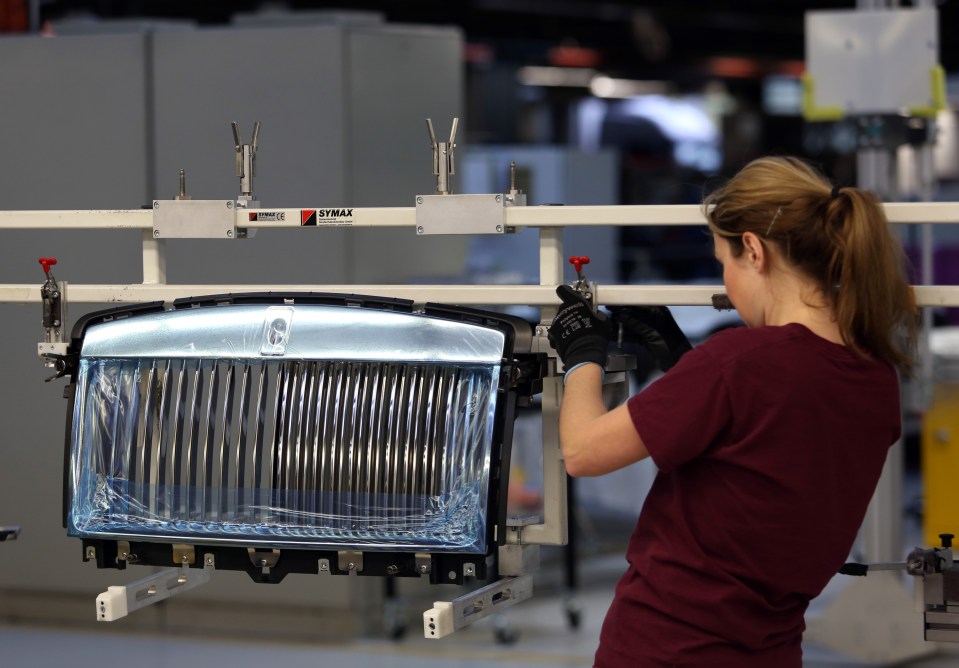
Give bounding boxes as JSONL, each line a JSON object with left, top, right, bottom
{"left": 596, "top": 324, "right": 901, "bottom": 668}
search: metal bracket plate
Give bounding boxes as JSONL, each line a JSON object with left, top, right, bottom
{"left": 172, "top": 544, "right": 195, "bottom": 565}
{"left": 415, "top": 194, "right": 508, "bottom": 235}
{"left": 415, "top": 552, "right": 432, "bottom": 575}
{"left": 153, "top": 199, "right": 238, "bottom": 239}
{"left": 337, "top": 550, "right": 364, "bottom": 573}
{"left": 96, "top": 562, "right": 213, "bottom": 622}
{"left": 247, "top": 548, "right": 280, "bottom": 569}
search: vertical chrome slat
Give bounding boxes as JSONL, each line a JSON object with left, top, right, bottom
{"left": 249, "top": 362, "right": 269, "bottom": 524}
{"left": 391, "top": 365, "right": 411, "bottom": 528}
{"left": 425, "top": 367, "right": 446, "bottom": 498}
{"left": 283, "top": 363, "right": 302, "bottom": 517}
{"left": 420, "top": 367, "right": 439, "bottom": 508}
{"left": 438, "top": 368, "right": 459, "bottom": 497}
{"left": 334, "top": 362, "right": 351, "bottom": 529}
{"left": 184, "top": 359, "right": 204, "bottom": 521}
{"left": 349, "top": 364, "right": 366, "bottom": 531}
{"left": 329, "top": 363, "right": 343, "bottom": 526}
{"left": 233, "top": 363, "right": 252, "bottom": 522}
{"left": 302, "top": 361, "right": 320, "bottom": 525}
{"left": 150, "top": 361, "right": 170, "bottom": 519}
{"left": 266, "top": 363, "right": 286, "bottom": 520}
{"left": 136, "top": 361, "right": 157, "bottom": 514}
{"left": 447, "top": 367, "right": 468, "bottom": 501}
{"left": 199, "top": 363, "right": 220, "bottom": 521}
{"left": 364, "top": 364, "right": 385, "bottom": 535}
{"left": 277, "top": 362, "right": 299, "bottom": 519}
{"left": 168, "top": 359, "right": 187, "bottom": 523}
{"left": 408, "top": 366, "right": 425, "bottom": 514}
{"left": 291, "top": 362, "right": 309, "bottom": 518}
{"left": 316, "top": 362, "right": 335, "bottom": 528}
{"left": 106, "top": 363, "right": 122, "bottom": 485}
{"left": 216, "top": 363, "right": 236, "bottom": 522}
{"left": 145, "top": 361, "right": 159, "bottom": 519}
{"left": 312, "top": 362, "right": 325, "bottom": 526}
{"left": 368, "top": 363, "right": 388, "bottom": 523}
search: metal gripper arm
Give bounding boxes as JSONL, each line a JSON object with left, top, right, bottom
{"left": 426, "top": 117, "right": 458, "bottom": 195}
{"left": 232, "top": 121, "right": 260, "bottom": 204}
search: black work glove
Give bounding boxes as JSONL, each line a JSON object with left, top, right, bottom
{"left": 609, "top": 305, "right": 692, "bottom": 372}
{"left": 547, "top": 285, "right": 611, "bottom": 371}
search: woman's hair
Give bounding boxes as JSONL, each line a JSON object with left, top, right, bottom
{"left": 703, "top": 156, "right": 917, "bottom": 373}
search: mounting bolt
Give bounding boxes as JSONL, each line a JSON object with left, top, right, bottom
{"left": 416, "top": 226, "right": 425, "bottom": 234}
{"left": 85, "top": 546, "right": 95, "bottom": 560}
{"left": 419, "top": 564, "right": 428, "bottom": 574}
{"left": 227, "top": 230, "right": 234, "bottom": 238}
{"left": 227, "top": 201, "right": 234, "bottom": 209}
{"left": 153, "top": 201, "right": 160, "bottom": 209}
{"left": 205, "top": 555, "right": 214, "bottom": 567}
{"left": 181, "top": 554, "right": 189, "bottom": 564}
{"left": 347, "top": 562, "right": 356, "bottom": 571}
{"left": 464, "top": 563, "right": 476, "bottom": 576}
{"left": 495, "top": 195, "right": 502, "bottom": 202}
{"left": 416, "top": 196, "right": 424, "bottom": 204}
{"left": 386, "top": 565, "right": 399, "bottom": 575}
{"left": 496, "top": 225, "right": 503, "bottom": 233}
{"left": 153, "top": 230, "right": 160, "bottom": 237}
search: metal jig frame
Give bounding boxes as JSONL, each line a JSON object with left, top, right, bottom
{"left": 2, "top": 119, "right": 958, "bottom": 637}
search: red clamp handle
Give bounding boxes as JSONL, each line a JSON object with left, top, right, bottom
{"left": 568, "top": 256, "right": 590, "bottom": 273}
{"left": 39, "top": 257, "right": 58, "bottom": 274}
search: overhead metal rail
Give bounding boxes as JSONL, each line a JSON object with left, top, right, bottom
{"left": 1, "top": 202, "right": 957, "bottom": 307}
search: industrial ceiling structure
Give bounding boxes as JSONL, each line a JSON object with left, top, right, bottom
{"left": 37, "top": 1, "right": 959, "bottom": 86}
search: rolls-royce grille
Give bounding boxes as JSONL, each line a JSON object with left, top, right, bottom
{"left": 67, "top": 301, "right": 509, "bottom": 554}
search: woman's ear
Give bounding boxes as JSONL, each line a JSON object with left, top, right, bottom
{"left": 741, "top": 231, "right": 766, "bottom": 272}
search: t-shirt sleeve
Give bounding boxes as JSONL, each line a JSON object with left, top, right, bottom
{"left": 627, "top": 344, "right": 732, "bottom": 472}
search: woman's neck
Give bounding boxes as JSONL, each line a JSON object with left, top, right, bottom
{"left": 765, "top": 276, "right": 843, "bottom": 344}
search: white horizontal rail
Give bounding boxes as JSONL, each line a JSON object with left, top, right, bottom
{"left": 0, "top": 201, "right": 957, "bottom": 230}
{"left": 0, "top": 283, "right": 957, "bottom": 307}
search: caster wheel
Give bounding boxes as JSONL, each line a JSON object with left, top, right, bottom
{"left": 565, "top": 596, "right": 583, "bottom": 630}
{"left": 495, "top": 625, "right": 520, "bottom": 645}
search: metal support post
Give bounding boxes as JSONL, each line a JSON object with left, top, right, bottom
{"left": 142, "top": 229, "right": 167, "bottom": 285}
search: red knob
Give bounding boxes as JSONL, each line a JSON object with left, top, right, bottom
{"left": 39, "top": 257, "right": 58, "bottom": 274}
{"left": 568, "top": 255, "right": 590, "bottom": 273}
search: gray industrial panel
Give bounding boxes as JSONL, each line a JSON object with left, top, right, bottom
{"left": 346, "top": 26, "right": 468, "bottom": 283}
{"left": 151, "top": 25, "right": 351, "bottom": 285}
{"left": 0, "top": 32, "right": 152, "bottom": 601}
{"left": 0, "top": 33, "right": 150, "bottom": 209}
{"left": 152, "top": 25, "right": 348, "bottom": 205}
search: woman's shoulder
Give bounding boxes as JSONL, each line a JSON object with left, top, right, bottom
{"left": 697, "top": 323, "right": 835, "bottom": 363}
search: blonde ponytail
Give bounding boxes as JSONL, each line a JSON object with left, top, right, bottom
{"left": 704, "top": 156, "right": 917, "bottom": 373}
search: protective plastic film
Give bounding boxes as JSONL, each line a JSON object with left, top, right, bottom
{"left": 68, "top": 304, "right": 507, "bottom": 554}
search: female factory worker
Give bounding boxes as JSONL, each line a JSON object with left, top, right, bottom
{"left": 548, "top": 156, "right": 916, "bottom": 667}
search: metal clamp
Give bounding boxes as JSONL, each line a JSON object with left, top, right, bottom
{"left": 427, "top": 117, "right": 457, "bottom": 195}
{"left": 232, "top": 121, "right": 260, "bottom": 205}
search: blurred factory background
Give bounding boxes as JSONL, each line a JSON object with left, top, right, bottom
{"left": 1, "top": 1, "right": 959, "bottom": 666}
